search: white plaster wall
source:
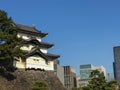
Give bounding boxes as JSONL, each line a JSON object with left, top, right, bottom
{"left": 20, "top": 45, "right": 48, "bottom": 53}
{"left": 17, "top": 33, "right": 30, "bottom": 40}
{"left": 40, "top": 48, "right": 48, "bottom": 53}
{"left": 20, "top": 44, "right": 34, "bottom": 51}
{"left": 17, "top": 33, "right": 41, "bottom": 41}
{"left": 13, "top": 59, "right": 25, "bottom": 69}
{"left": 26, "top": 56, "right": 54, "bottom": 70}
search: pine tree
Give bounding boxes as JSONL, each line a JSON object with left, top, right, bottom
{"left": 82, "top": 70, "right": 118, "bottom": 90}
{"left": 0, "top": 10, "right": 23, "bottom": 70}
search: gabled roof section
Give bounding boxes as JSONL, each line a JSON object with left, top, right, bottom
{"left": 23, "top": 46, "right": 60, "bottom": 60}
{"left": 24, "top": 39, "right": 54, "bottom": 48}
{"left": 15, "top": 24, "right": 48, "bottom": 37}
{"left": 23, "top": 46, "right": 56, "bottom": 61}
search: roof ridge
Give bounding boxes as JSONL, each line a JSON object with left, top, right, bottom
{"left": 15, "top": 23, "right": 42, "bottom": 32}
{"left": 16, "top": 23, "right": 37, "bottom": 28}
{"left": 15, "top": 23, "right": 48, "bottom": 37}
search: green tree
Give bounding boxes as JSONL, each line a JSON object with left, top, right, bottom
{"left": 32, "top": 80, "right": 50, "bottom": 90}
{"left": 82, "top": 70, "right": 118, "bottom": 90}
{"left": 0, "top": 10, "right": 23, "bottom": 70}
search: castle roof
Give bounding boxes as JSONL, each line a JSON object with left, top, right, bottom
{"left": 24, "top": 39, "right": 54, "bottom": 48}
{"left": 40, "top": 42, "right": 54, "bottom": 48}
{"left": 45, "top": 53, "right": 60, "bottom": 59}
{"left": 23, "top": 46, "right": 60, "bottom": 60}
{"left": 15, "top": 24, "right": 48, "bottom": 37}
{"left": 16, "top": 23, "right": 60, "bottom": 60}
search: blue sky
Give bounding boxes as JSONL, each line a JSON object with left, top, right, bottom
{"left": 0, "top": 0, "right": 120, "bottom": 75}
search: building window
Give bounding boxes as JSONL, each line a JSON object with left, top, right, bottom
{"left": 33, "top": 59, "right": 39, "bottom": 63}
{"left": 45, "top": 60, "right": 49, "bottom": 65}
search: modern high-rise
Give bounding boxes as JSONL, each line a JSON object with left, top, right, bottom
{"left": 63, "top": 66, "right": 77, "bottom": 90}
{"left": 80, "top": 64, "right": 106, "bottom": 87}
{"left": 80, "top": 64, "right": 94, "bottom": 86}
{"left": 80, "top": 64, "right": 94, "bottom": 80}
{"left": 113, "top": 46, "right": 120, "bottom": 81}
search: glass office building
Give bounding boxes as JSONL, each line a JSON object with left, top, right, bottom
{"left": 80, "top": 64, "right": 106, "bottom": 86}
{"left": 80, "top": 64, "right": 94, "bottom": 86}
{"left": 80, "top": 64, "right": 93, "bottom": 80}
{"left": 113, "top": 46, "right": 120, "bottom": 81}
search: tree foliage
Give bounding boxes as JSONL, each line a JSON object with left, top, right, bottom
{"left": 32, "top": 80, "right": 50, "bottom": 90}
{"left": 82, "top": 70, "right": 118, "bottom": 90}
{"left": 0, "top": 10, "right": 23, "bottom": 70}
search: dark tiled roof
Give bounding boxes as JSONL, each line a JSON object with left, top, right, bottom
{"left": 24, "top": 47, "right": 52, "bottom": 60}
{"left": 23, "top": 46, "right": 60, "bottom": 60}
{"left": 45, "top": 53, "right": 60, "bottom": 59}
{"left": 39, "top": 42, "right": 54, "bottom": 48}
{"left": 15, "top": 24, "right": 48, "bottom": 37}
{"left": 24, "top": 39, "right": 54, "bottom": 48}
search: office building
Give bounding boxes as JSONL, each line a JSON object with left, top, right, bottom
{"left": 93, "top": 66, "right": 107, "bottom": 79}
{"left": 80, "top": 64, "right": 94, "bottom": 86}
{"left": 80, "top": 64, "right": 106, "bottom": 87}
{"left": 54, "top": 60, "right": 64, "bottom": 86}
{"left": 63, "top": 66, "right": 77, "bottom": 90}
{"left": 113, "top": 46, "right": 120, "bottom": 81}
{"left": 76, "top": 76, "right": 80, "bottom": 88}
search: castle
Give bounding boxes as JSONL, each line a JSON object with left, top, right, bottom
{"left": 13, "top": 23, "right": 60, "bottom": 71}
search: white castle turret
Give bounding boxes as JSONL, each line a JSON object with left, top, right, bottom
{"left": 13, "top": 24, "right": 60, "bottom": 71}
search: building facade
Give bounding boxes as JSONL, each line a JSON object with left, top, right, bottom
{"left": 107, "top": 73, "right": 114, "bottom": 81}
{"left": 80, "top": 64, "right": 94, "bottom": 80}
{"left": 93, "top": 66, "right": 107, "bottom": 79}
{"left": 54, "top": 60, "right": 64, "bottom": 86}
{"left": 76, "top": 76, "right": 80, "bottom": 88}
{"left": 80, "top": 64, "right": 94, "bottom": 86}
{"left": 80, "top": 64, "right": 106, "bottom": 87}
{"left": 63, "top": 66, "right": 77, "bottom": 90}
{"left": 13, "top": 24, "right": 60, "bottom": 71}
{"left": 113, "top": 46, "right": 120, "bottom": 82}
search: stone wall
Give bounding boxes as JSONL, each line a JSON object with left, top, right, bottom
{"left": 0, "top": 69, "right": 66, "bottom": 90}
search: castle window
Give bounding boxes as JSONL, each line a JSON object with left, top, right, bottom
{"left": 45, "top": 60, "right": 49, "bottom": 65}
{"left": 33, "top": 59, "right": 39, "bottom": 63}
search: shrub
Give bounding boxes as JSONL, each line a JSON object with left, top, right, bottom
{"left": 32, "top": 80, "right": 50, "bottom": 90}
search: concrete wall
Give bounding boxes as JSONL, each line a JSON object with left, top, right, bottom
{"left": 55, "top": 64, "right": 64, "bottom": 86}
